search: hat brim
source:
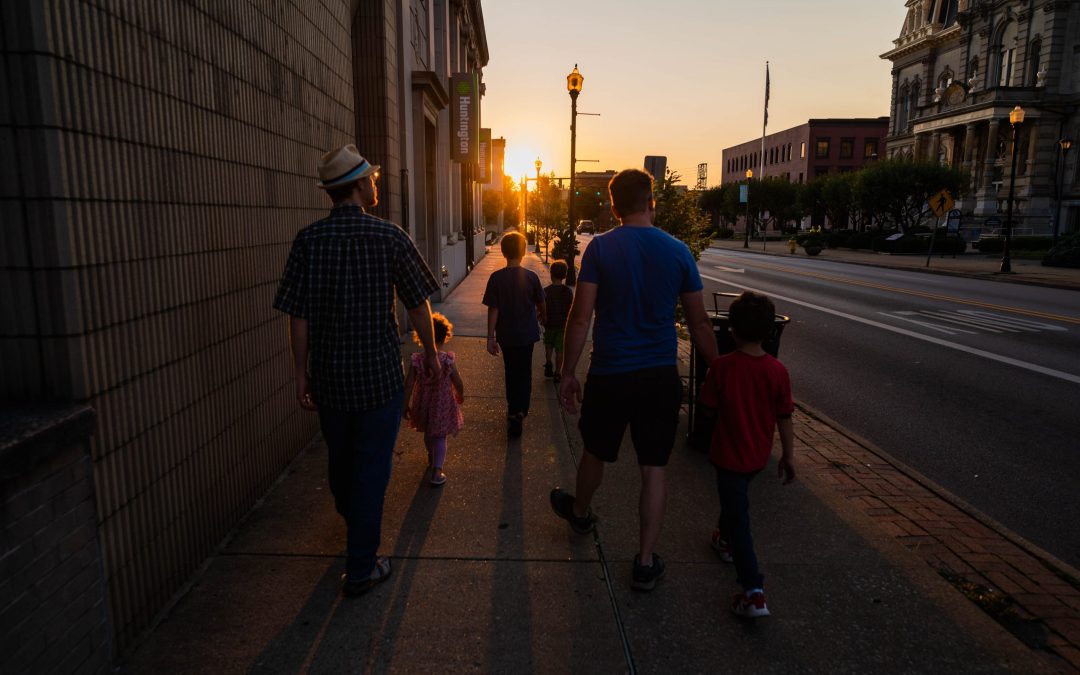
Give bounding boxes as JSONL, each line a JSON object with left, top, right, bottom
{"left": 316, "top": 162, "right": 380, "bottom": 189}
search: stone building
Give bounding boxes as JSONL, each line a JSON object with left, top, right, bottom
{"left": 882, "top": 0, "right": 1080, "bottom": 235}
{"left": 1, "top": 0, "right": 488, "bottom": 669}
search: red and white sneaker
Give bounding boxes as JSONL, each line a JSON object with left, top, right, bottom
{"left": 732, "top": 590, "right": 770, "bottom": 618}
{"left": 709, "top": 528, "right": 733, "bottom": 563}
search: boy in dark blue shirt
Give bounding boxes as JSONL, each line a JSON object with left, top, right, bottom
{"left": 483, "top": 232, "right": 546, "bottom": 438}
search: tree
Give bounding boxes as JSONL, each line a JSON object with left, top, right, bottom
{"left": 755, "top": 178, "right": 804, "bottom": 234}
{"left": 653, "top": 170, "right": 712, "bottom": 259}
{"left": 532, "top": 174, "right": 569, "bottom": 260}
{"left": 698, "top": 185, "right": 726, "bottom": 228}
{"left": 819, "top": 173, "right": 856, "bottom": 230}
{"left": 854, "top": 159, "right": 969, "bottom": 233}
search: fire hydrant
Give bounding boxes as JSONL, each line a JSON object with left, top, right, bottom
{"left": 788, "top": 238, "right": 797, "bottom": 254}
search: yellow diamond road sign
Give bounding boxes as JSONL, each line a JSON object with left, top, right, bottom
{"left": 929, "top": 189, "right": 955, "bottom": 218}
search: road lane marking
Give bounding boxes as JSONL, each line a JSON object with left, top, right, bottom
{"left": 888, "top": 312, "right": 976, "bottom": 335}
{"left": 713, "top": 266, "right": 745, "bottom": 273}
{"left": 704, "top": 257, "right": 1080, "bottom": 325}
{"left": 701, "top": 274, "right": 1080, "bottom": 385}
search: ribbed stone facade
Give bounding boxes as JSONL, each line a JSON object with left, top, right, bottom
{"left": 1, "top": 0, "right": 353, "bottom": 651}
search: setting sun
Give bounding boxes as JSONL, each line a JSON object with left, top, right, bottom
{"left": 504, "top": 145, "right": 548, "bottom": 187}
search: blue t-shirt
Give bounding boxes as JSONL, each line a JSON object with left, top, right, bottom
{"left": 482, "top": 266, "right": 544, "bottom": 346}
{"left": 578, "top": 226, "right": 703, "bottom": 374}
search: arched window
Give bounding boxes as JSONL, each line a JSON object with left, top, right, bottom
{"left": 939, "top": 0, "right": 958, "bottom": 27}
{"left": 997, "top": 21, "right": 1018, "bottom": 87}
{"left": 897, "top": 84, "right": 910, "bottom": 132}
{"left": 908, "top": 80, "right": 921, "bottom": 129}
{"left": 1028, "top": 38, "right": 1042, "bottom": 86}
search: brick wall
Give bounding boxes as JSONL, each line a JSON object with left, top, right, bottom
{"left": 1, "top": 406, "right": 111, "bottom": 674}
{"left": 1, "top": 0, "right": 357, "bottom": 652}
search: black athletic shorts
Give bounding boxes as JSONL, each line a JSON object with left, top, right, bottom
{"left": 578, "top": 365, "right": 683, "bottom": 466}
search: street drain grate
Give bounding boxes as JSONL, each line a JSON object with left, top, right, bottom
{"left": 939, "top": 571, "right": 1050, "bottom": 650}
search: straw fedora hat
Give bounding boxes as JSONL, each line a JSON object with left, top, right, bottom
{"left": 315, "top": 144, "right": 380, "bottom": 189}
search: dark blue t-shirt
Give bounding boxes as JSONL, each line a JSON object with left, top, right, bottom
{"left": 578, "top": 226, "right": 703, "bottom": 374}
{"left": 482, "top": 266, "right": 544, "bottom": 346}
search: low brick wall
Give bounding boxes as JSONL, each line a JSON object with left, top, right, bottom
{"left": 1, "top": 405, "right": 112, "bottom": 673}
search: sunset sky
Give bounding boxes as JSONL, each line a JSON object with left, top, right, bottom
{"left": 482, "top": 1, "right": 909, "bottom": 187}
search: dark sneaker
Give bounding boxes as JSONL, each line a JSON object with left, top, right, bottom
{"left": 544, "top": 362, "right": 554, "bottom": 378}
{"left": 732, "top": 590, "right": 770, "bottom": 618}
{"left": 631, "top": 554, "right": 666, "bottom": 591}
{"left": 549, "top": 487, "right": 595, "bottom": 534}
{"left": 710, "top": 528, "right": 733, "bottom": 563}
{"left": 508, "top": 413, "right": 523, "bottom": 438}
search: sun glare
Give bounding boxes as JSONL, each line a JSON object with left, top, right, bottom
{"left": 504, "top": 146, "right": 548, "bottom": 188}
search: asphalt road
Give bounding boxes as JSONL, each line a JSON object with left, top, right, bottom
{"left": 694, "top": 246, "right": 1080, "bottom": 569}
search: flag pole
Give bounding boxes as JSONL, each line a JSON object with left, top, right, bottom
{"left": 760, "top": 61, "right": 769, "bottom": 249}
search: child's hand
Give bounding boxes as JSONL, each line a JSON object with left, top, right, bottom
{"left": 403, "top": 405, "right": 411, "bottom": 420}
{"left": 486, "top": 337, "right": 500, "bottom": 356}
{"left": 455, "top": 391, "right": 464, "bottom": 404}
{"left": 777, "top": 455, "right": 796, "bottom": 485}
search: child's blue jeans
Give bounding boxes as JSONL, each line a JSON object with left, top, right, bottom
{"left": 715, "top": 468, "right": 765, "bottom": 590}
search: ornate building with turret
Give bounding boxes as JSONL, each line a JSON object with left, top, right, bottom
{"left": 882, "top": 0, "right": 1080, "bottom": 236}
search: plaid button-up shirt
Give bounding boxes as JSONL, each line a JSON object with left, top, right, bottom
{"left": 273, "top": 204, "right": 439, "bottom": 411}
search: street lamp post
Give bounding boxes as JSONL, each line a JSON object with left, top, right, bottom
{"left": 743, "top": 169, "right": 753, "bottom": 248}
{"left": 535, "top": 157, "right": 544, "bottom": 258}
{"left": 1001, "top": 105, "right": 1025, "bottom": 274}
{"left": 566, "top": 65, "right": 583, "bottom": 285}
{"left": 1054, "top": 138, "right": 1072, "bottom": 246}
{"left": 521, "top": 175, "right": 528, "bottom": 241}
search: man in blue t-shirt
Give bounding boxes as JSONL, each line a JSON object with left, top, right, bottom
{"left": 550, "top": 168, "right": 719, "bottom": 591}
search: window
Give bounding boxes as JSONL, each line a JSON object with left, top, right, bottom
{"left": 997, "top": 21, "right": 1017, "bottom": 87}
{"left": 1028, "top": 38, "right": 1042, "bottom": 86}
{"left": 864, "top": 138, "right": 879, "bottom": 159}
{"left": 897, "top": 84, "right": 910, "bottom": 132}
{"left": 800, "top": 142, "right": 806, "bottom": 159}
{"left": 840, "top": 138, "right": 854, "bottom": 159}
{"left": 797, "top": 172, "right": 804, "bottom": 183}
{"left": 815, "top": 138, "right": 830, "bottom": 159}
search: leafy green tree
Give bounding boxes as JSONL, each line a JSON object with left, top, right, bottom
{"left": 532, "top": 173, "right": 566, "bottom": 256}
{"left": 819, "top": 173, "right": 856, "bottom": 230}
{"left": 653, "top": 170, "right": 712, "bottom": 259}
{"left": 854, "top": 159, "right": 968, "bottom": 233}
{"left": 755, "top": 178, "right": 804, "bottom": 234}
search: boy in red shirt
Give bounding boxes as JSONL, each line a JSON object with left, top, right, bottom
{"left": 699, "top": 291, "right": 795, "bottom": 618}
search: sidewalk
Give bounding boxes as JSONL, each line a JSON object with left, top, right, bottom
{"left": 123, "top": 242, "right": 1076, "bottom": 673}
{"left": 708, "top": 237, "right": 1080, "bottom": 291}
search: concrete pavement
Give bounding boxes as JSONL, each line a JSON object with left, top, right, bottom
{"left": 122, "top": 238, "right": 1077, "bottom": 673}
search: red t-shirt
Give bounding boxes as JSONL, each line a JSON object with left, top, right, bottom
{"left": 699, "top": 351, "right": 794, "bottom": 472}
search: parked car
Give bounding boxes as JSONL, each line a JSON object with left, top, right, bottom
{"left": 577, "top": 219, "right": 594, "bottom": 234}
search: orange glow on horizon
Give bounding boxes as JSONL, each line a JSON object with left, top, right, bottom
{"left": 505, "top": 146, "right": 554, "bottom": 189}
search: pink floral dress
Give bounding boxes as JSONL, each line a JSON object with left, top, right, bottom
{"left": 407, "top": 351, "right": 464, "bottom": 436}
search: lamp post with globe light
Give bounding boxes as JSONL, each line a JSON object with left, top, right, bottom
{"left": 1001, "top": 105, "right": 1025, "bottom": 274}
{"left": 535, "top": 157, "right": 544, "bottom": 257}
{"left": 1055, "top": 138, "right": 1072, "bottom": 246}
{"left": 743, "top": 169, "right": 753, "bottom": 248}
{"left": 565, "top": 65, "right": 583, "bottom": 284}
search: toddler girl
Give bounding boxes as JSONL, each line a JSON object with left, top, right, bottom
{"left": 404, "top": 313, "right": 464, "bottom": 486}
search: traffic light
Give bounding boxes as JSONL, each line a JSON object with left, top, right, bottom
{"left": 575, "top": 190, "right": 580, "bottom": 195}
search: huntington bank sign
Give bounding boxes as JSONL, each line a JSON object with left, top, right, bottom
{"left": 451, "top": 73, "right": 479, "bottom": 165}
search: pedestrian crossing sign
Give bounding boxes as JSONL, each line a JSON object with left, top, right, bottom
{"left": 929, "top": 189, "right": 955, "bottom": 218}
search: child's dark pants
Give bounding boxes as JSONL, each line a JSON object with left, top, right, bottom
{"left": 500, "top": 343, "right": 534, "bottom": 416}
{"left": 715, "top": 468, "right": 765, "bottom": 590}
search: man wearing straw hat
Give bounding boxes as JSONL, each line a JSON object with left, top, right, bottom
{"left": 274, "top": 144, "right": 441, "bottom": 597}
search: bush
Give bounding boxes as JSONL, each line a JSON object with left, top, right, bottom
{"left": 1043, "top": 233, "right": 1080, "bottom": 268}
{"left": 717, "top": 226, "right": 735, "bottom": 240}
{"left": 825, "top": 229, "right": 854, "bottom": 248}
{"left": 973, "top": 235, "right": 1050, "bottom": 253}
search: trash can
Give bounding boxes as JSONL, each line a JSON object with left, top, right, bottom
{"left": 687, "top": 292, "right": 791, "bottom": 450}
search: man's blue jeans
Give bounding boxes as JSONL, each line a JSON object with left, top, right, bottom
{"left": 318, "top": 391, "right": 404, "bottom": 581}
{"left": 715, "top": 468, "right": 765, "bottom": 590}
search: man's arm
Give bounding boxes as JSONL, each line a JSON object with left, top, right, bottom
{"left": 406, "top": 300, "right": 441, "bottom": 380}
{"left": 486, "top": 306, "right": 500, "bottom": 355}
{"left": 557, "top": 281, "right": 597, "bottom": 414}
{"left": 288, "top": 316, "right": 317, "bottom": 411}
{"left": 681, "top": 290, "right": 720, "bottom": 364}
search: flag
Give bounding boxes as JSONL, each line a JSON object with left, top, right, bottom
{"left": 763, "top": 62, "right": 770, "bottom": 129}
